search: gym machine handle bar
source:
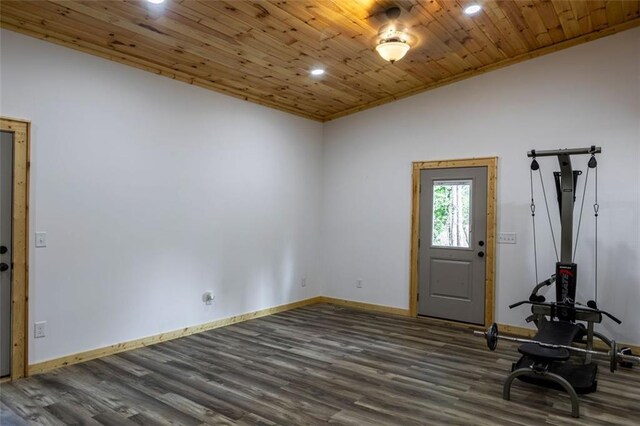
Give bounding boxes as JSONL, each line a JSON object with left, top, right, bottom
{"left": 508, "top": 300, "right": 622, "bottom": 324}
{"left": 527, "top": 146, "right": 601, "bottom": 157}
{"left": 529, "top": 275, "right": 555, "bottom": 301}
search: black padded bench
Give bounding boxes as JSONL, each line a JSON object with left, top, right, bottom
{"left": 518, "top": 321, "right": 582, "bottom": 361}
{"left": 512, "top": 320, "right": 598, "bottom": 397}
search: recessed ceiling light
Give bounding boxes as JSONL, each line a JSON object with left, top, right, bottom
{"left": 147, "top": 0, "right": 165, "bottom": 4}
{"left": 464, "top": 4, "right": 482, "bottom": 15}
{"left": 310, "top": 68, "right": 325, "bottom": 76}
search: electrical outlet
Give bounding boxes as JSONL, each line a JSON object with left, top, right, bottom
{"left": 35, "top": 232, "right": 47, "bottom": 248}
{"left": 34, "top": 321, "right": 46, "bottom": 338}
{"left": 202, "top": 291, "right": 215, "bottom": 305}
{"left": 356, "top": 279, "right": 363, "bottom": 288}
{"left": 498, "top": 232, "right": 517, "bottom": 244}
{"left": 301, "top": 277, "right": 307, "bottom": 287}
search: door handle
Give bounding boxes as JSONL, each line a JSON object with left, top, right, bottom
{"left": 0, "top": 263, "right": 8, "bottom": 272}
{"left": 477, "top": 251, "right": 485, "bottom": 258}
{"left": 0, "top": 245, "right": 7, "bottom": 254}
{"left": 478, "top": 241, "right": 485, "bottom": 247}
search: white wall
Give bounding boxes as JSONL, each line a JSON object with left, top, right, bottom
{"left": 1, "top": 26, "right": 639, "bottom": 365}
{"left": 0, "top": 30, "right": 324, "bottom": 364}
{"left": 322, "top": 28, "right": 640, "bottom": 345}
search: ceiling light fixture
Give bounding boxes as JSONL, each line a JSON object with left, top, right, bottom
{"left": 376, "top": 39, "right": 410, "bottom": 64}
{"left": 147, "top": 0, "right": 165, "bottom": 4}
{"left": 464, "top": 4, "right": 482, "bottom": 15}
{"left": 310, "top": 68, "right": 325, "bottom": 76}
{"left": 375, "top": 7, "right": 411, "bottom": 64}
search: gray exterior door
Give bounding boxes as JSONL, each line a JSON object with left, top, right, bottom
{"left": 418, "top": 167, "right": 487, "bottom": 325}
{"left": 0, "top": 131, "right": 13, "bottom": 377}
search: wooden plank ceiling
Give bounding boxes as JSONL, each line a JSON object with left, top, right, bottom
{"left": 1, "top": 1, "right": 639, "bottom": 121}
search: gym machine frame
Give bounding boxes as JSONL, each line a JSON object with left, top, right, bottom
{"left": 475, "top": 146, "right": 637, "bottom": 418}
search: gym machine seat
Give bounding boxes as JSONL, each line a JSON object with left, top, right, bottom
{"left": 518, "top": 321, "right": 581, "bottom": 361}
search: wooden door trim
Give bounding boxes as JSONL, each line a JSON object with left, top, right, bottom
{"left": 410, "top": 157, "right": 497, "bottom": 326}
{"left": 0, "top": 117, "right": 30, "bottom": 380}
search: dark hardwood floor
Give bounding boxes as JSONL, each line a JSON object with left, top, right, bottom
{"left": 1, "top": 303, "right": 639, "bottom": 425}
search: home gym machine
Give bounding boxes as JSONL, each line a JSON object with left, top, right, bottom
{"left": 474, "top": 147, "right": 640, "bottom": 418}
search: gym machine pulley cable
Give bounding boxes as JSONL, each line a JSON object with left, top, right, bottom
{"left": 529, "top": 157, "right": 559, "bottom": 263}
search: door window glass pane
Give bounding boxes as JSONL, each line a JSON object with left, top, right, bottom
{"left": 432, "top": 180, "right": 471, "bottom": 248}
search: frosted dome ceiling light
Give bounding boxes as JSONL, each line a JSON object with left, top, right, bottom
{"left": 147, "top": 0, "right": 165, "bottom": 4}
{"left": 464, "top": 4, "right": 482, "bottom": 15}
{"left": 310, "top": 68, "right": 325, "bottom": 76}
{"left": 375, "top": 7, "right": 412, "bottom": 64}
{"left": 376, "top": 39, "right": 410, "bottom": 63}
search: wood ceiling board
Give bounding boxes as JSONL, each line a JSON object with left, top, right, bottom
{"left": 569, "top": 1, "right": 593, "bottom": 34}
{"left": 519, "top": 0, "right": 555, "bottom": 46}
{"left": 468, "top": 7, "right": 521, "bottom": 57}
{"left": 432, "top": 0, "right": 507, "bottom": 61}
{"left": 2, "top": 3, "right": 321, "bottom": 112}
{"left": 532, "top": 0, "right": 565, "bottom": 43}
{"left": 405, "top": 5, "right": 486, "bottom": 70}
{"left": 12, "top": 1, "right": 344, "bottom": 117}
{"left": 589, "top": 1, "right": 610, "bottom": 30}
{"left": 1, "top": 1, "right": 639, "bottom": 121}
{"left": 174, "top": 2, "right": 391, "bottom": 110}
{"left": 0, "top": 17, "right": 325, "bottom": 121}
{"left": 411, "top": 2, "right": 495, "bottom": 66}
{"left": 322, "top": 17, "right": 640, "bottom": 121}
{"left": 204, "top": 3, "right": 387, "bottom": 101}
{"left": 623, "top": 1, "right": 640, "bottom": 18}
{"left": 551, "top": 1, "right": 583, "bottom": 39}
{"left": 606, "top": 1, "right": 626, "bottom": 24}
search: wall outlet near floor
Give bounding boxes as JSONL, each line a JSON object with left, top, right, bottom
{"left": 202, "top": 291, "right": 215, "bottom": 305}
{"left": 498, "top": 232, "right": 517, "bottom": 244}
{"left": 356, "top": 279, "right": 363, "bottom": 288}
{"left": 34, "top": 321, "right": 46, "bottom": 338}
{"left": 301, "top": 277, "right": 307, "bottom": 287}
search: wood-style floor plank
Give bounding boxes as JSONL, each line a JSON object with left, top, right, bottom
{"left": 1, "top": 303, "right": 639, "bottom": 425}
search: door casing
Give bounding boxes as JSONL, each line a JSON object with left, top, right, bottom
{"left": 0, "top": 117, "right": 30, "bottom": 380}
{"left": 410, "top": 157, "right": 497, "bottom": 326}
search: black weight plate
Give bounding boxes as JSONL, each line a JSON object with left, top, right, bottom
{"left": 488, "top": 323, "right": 498, "bottom": 351}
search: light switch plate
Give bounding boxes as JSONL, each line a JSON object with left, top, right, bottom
{"left": 498, "top": 232, "right": 517, "bottom": 244}
{"left": 34, "top": 321, "right": 46, "bottom": 338}
{"left": 35, "top": 232, "right": 47, "bottom": 248}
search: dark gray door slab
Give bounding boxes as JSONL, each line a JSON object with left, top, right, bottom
{"left": 418, "top": 167, "right": 487, "bottom": 325}
{"left": 0, "top": 131, "right": 13, "bottom": 377}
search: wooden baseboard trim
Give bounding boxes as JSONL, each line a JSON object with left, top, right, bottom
{"left": 319, "top": 297, "right": 411, "bottom": 317}
{"left": 25, "top": 296, "right": 639, "bottom": 377}
{"left": 497, "top": 323, "right": 640, "bottom": 354}
{"left": 317, "top": 299, "right": 640, "bottom": 354}
{"left": 319, "top": 298, "right": 640, "bottom": 354}
{"left": 28, "top": 296, "right": 323, "bottom": 376}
